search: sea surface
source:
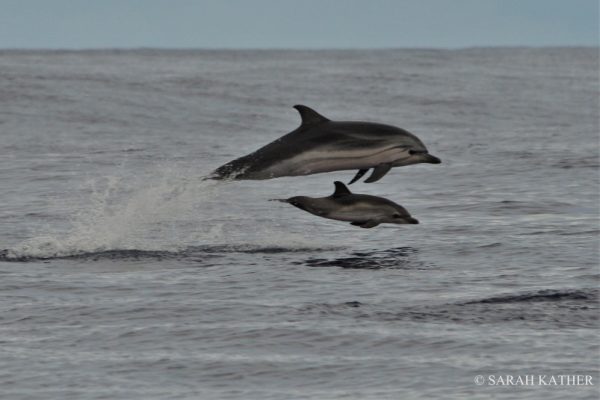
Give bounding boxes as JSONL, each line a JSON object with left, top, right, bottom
{"left": 0, "top": 48, "right": 598, "bottom": 399}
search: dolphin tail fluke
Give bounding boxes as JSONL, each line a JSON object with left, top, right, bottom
{"left": 364, "top": 163, "right": 392, "bottom": 183}
{"left": 204, "top": 171, "right": 240, "bottom": 182}
{"left": 202, "top": 173, "right": 225, "bottom": 181}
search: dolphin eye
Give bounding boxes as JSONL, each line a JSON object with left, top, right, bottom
{"left": 393, "top": 214, "right": 402, "bottom": 218}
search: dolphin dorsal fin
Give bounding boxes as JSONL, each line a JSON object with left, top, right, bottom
{"left": 293, "top": 105, "right": 330, "bottom": 126}
{"left": 332, "top": 181, "right": 352, "bottom": 197}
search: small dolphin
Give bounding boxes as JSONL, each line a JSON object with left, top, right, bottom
{"left": 273, "top": 181, "right": 419, "bottom": 228}
{"left": 211, "top": 105, "right": 440, "bottom": 184}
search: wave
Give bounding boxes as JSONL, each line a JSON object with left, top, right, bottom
{"left": 299, "top": 247, "right": 428, "bottom": 270}
{"left": 0, "top": 244, "right": 336, "bottom": 262}
{"left": 464, "top": 288, "right": 598, "bottom": 304}
{"left": 426, "top": 200, "right": 576, "bottom": 215}
{"left": 297, "top": 289, "right": 599, "bottom": 328}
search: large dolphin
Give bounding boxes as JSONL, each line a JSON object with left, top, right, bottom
{"left": 210, "top": 105, "right": 440, "bottom": 184}
{"left": 273, "top": 181, "right": 419, "bottom": 228}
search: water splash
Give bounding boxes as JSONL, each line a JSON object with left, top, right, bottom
{"left": 4, "top": 166, "right": 333, "bottom": 261}
{"left": 6, "top": 167, "right": 224, "bottom": 259}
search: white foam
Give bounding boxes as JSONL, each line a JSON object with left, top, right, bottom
{"left": 7, "top": 166, "right": 224, "bottom": 259}
{"left": 5, "top": 166, "right": 333, "bottom": 260}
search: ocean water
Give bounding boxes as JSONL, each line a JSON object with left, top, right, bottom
{"left": 0, "top": 48, "right": 598, "bottom": 399}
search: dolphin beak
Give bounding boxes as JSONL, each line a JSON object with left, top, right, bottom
{"left": 406, "top": 217, "right": 419, "bottom": 224}
{"left": 423, "top": 154, "right": 441, "bottom": 164}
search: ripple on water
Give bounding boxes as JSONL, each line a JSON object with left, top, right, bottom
{"left": 296, "top": 247, "right": 431, "bottom": 270}
{"left": 297, "top": 289, "right": 599, "bottom": 329}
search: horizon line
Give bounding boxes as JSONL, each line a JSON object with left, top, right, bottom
{"left": 0, "top": 45, "right": 598, "bottom": 52}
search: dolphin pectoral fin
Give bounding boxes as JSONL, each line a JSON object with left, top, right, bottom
{"left": 360, "top": 221, "right": 380, "bottom": 228}
{"left": 364, "top": 164, "right": 392, "bottom": 183}
{"left": 348, "top": 169, "right": 368, "bottom": 184}
{"left": 350, "top": 220, "right": 379, "bottom": 229}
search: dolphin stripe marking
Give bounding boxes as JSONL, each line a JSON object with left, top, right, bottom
{"left": 266, "top": 146, "right": 413, "bottom": 176}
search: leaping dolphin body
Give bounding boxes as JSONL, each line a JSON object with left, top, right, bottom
{"left": 210, "top": 105, "right": 440, "bottom": 184}
{"left": 273, "top": 181, "right": 419, "bottom": 228}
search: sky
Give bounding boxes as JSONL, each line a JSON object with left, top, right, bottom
{"left": 0, "top": 0, "right": 598, "bottom": 49}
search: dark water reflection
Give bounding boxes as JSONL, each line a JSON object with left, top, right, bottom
{"left": 298, "top": 247, "right": 431, "bottom": 269}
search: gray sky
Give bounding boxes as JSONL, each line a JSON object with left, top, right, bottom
{"left": 1, "top": 0, "right": 598, "bottom": 49}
